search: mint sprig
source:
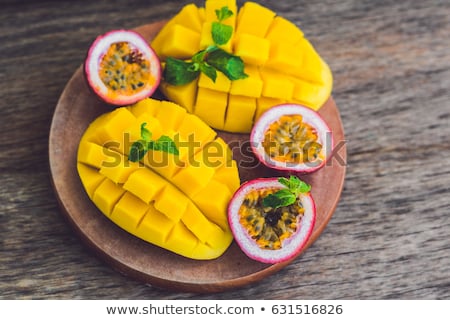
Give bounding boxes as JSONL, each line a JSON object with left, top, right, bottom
{"left": 262, "top": 176, "right": 311, "bottom": 209}
{"left": 212, "top": 6, "right": 234, "bottom": 45}
{"left": 215, "top": 6, "right": 233, "bottom": 22}
{"left": 163, "top": 57, "right": 200, "bottom": 86}
{"left": 163, "top": 6, "right": 247, "bottom": 86}
{"left": 129, "top": 123, "right": 179, "bottom": 162}
{"left": 206, "top": 47, "right": 247, "bottom": 81}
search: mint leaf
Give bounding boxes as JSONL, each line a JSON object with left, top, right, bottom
{"left": 140, "top": 122, "right": 152, "bottom": 141}
{"left": 262, "top": 190, "right": 296, "bottom": 209}
{"left": 285, "top": 176, "right": 311, "bottom": 194}
{"left": 149, "top": 135, "right": 179, "bottom": 156}
{"left": 129, "top": 140, "right": 147, "bottom": 162}
{"left": 206, "top": 48, "right": 248, "bottom": 81}
{"left": 212, "top": 22, "right": 233, "bottom": 45}
{"left": 277, "top": 176, "right": 311, "bottom": 195}
{"left": 278, "top": 177, "right": 290, "bottom": 189}
{"left": 164, "top": 57, "right": 200, "bottom": 85}
{"left": 199, "top": 62, "right": 217, "bottom": 82}
{"left": 297, "top": 180, "right": 311, "bottom": 193}
{"left": 129, "top": 123, "right": 179, "bottom": 162}
{"left": 192, "top": 50, "right": 207, "bottom": 64}
{"left": 215, "top": 6, "right": 233, "bottom": 22}
{"left": 263, "top": 176, "right": 311, "bottom": 209}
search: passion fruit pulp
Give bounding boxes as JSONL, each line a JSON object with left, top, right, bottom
{"left": 84, "top": 29, "right": 161, "bottom": 106}
{"left": 251, "top": 104, "right": 334, "bottom": 174}
{"left": 228, "top": 178, "right": 316, "bottom": 264}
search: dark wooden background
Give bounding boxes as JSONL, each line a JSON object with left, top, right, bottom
{"left": 1, "top": 0, "right": 449, "bottom": 299}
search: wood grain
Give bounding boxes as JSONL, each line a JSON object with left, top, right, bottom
{"left": 1, "top": 0, "right": 449, "bottom": 299}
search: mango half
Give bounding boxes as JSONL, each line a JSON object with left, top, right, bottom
{"left": 76, "top": 98, "right": 240, "bottom": 260}
{"left": 152, "top": 0, "right": 333, "bottom": 133}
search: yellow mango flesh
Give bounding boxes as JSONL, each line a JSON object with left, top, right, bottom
{"left": 152, "top": 0, "right": 333, "bottom": 133}
{"left": 77, "top": 98, "right": 240, "bottom": 260}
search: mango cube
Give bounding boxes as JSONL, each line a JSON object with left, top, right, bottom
{"left": 213, "top": 160, "right": 241, "bottom": 194}
{"left": 99, "top": 153, "right": 140, "bottom": 184}
{"left": 122, "top": 168, "right": 166, "bottom": 204}
{"left": 159, "top": 79, "right": 198, "bottom": 113}
{"left": 172, "top": 3, "right": 203, "bottom": 32}
{"left": 77, "top": 163, "right": 105, "bottom": 198}
{"left": 290, "top": 77, "right": 324, "bottom": 110}
{"left": 192, "top": 180, "right": 232, "bottom": 230}
{"left": 198, "top": 137, "right": 233, "bottom": 168}
{"left": 165, "top": 223, "right": 198, "bottom": 256}
{"left": 235, "top": 2, "right": 275, "bottom": 37}
{"left": 234, "top": 33, "right": 270, "bottom": 66}
{"left": 198, "top": 71, "right": 231, "bottom": 93}
{"left": 129, "top": 98, "right": 162, "bottom": 118}
{"left": 265, "top": 41, "right": 303, "bottom": 72}
{"left": 255, "top": 96, "right": 286, "bottom": 121}
{"left": 77, "top": 141, "right": 108, "bottom": 169}
{"left": 194, "top": 87, "right": 228, "bottom": 130}
{"left": 224, "top": 95, "right": 257, "bottom": 132}
{"left": 159, "top": 24, "right": 200, "bottom": 59}
{"left": 178, "top": 112, "right": 216, "bottom": 145}
{"left": 291, "top": 39, "right": 326, "bottom": 84}
{"left": 260, "top": 68, "right": 295, "bottom": 100}
{"left": 137, "top": 206, "right": 174, "bottom": 246}
{"left": 111, "top": 192, "right": 149, "bottom": 233}
{"left": 265, "top": 16, "right": 304, "bottom": 45}
{"left": 94, "top": 108, "right": 136, "bottom": 146}
{"left": 181, "top": 203, "right": 217, "bottom": 244}
{"left": 172, "top": 161, "right": 215, "bottom": 197}
{"left": 229, "top": 65, "right": 263, "bottom": 98}
{"left": 92, "top": 179, "right": 126, "bottom": 216}
{"left": 153, "top": 184, "right": 188, "bottom": 222}
{"left": 156, "top": 101, "right": 187, "bottom": 131}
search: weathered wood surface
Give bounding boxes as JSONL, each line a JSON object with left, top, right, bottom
{"left": 1, "top": 0, "right": 449, "bottom": 299}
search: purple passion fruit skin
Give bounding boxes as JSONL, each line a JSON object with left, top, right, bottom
{"left": 84, "top": 29, "right": 161, "bottom": 106}
{"left": 250, "top": 104, "right": 334, "bottom": 174}
{"left": 228, "top": 178, "right": 316, "bottom": 264}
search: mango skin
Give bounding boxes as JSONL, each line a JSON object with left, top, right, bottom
{"left": 152, "top": 0, "right": 333, "bottom": 133}
{"left": 76, "top": 98, "right": 240, "bottom": 260}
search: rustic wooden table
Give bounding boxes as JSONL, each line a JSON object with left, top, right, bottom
{"left": 1, "top": 0, "right": 449, "bottom": 299}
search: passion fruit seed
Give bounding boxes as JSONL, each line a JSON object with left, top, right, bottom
{"left": 99, "top": 42, "right": 152, "bottom": 94}
{"left": 262, "top": 114, "right": 323, "bottom": 164}
{"left": 239, "top": 188, "right": 304, "bottom": 250}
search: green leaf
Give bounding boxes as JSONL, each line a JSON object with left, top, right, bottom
{"left": 163, "top": 57, "right": 200, "bottom": 85}
{"left": 199, "top": 63, "right": 217, "bottom": 82}
{"left": 206, "top": 48, "right": 248, "bottom": 81}
{"left": 192, "top": 50, "right": 207, "bottom": 64}
{"left": 278, "top": 177, "right": 290, "bottom": 189}
{"left": 263, "top": 176, "right": 311, "bottom": 209}
{"left": 262, "top": 190, "right": 296, "bottom": 209}
{"left": 212, "top": 22, "right": 233, "bottom": 45}
{"left": 297, "top": 180, "right": 311, "bottom": 193}
{"left": 140, "top": 122, "right": 152, "bottom": 141}
{"left": 129, "top": 140, "right": 148, "bottom": 162}
{"left": 289, "top": 176, "right": 311, "bottom": 194}
{"left": 215, "top": 6, "right": 233, "bottom": 22}
{"left": 277, "top": 176, "right": 311, "bottom": 195}
{"left": 149, "top": 135, "right": 179, "bottom": 156}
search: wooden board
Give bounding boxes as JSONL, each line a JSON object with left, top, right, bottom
{"left": 48, "top": 21, "right": 346, "bottom": 293}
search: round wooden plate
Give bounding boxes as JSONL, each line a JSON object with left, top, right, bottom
{"left": 49, "top": 21, "right": 347, "bottom": 293}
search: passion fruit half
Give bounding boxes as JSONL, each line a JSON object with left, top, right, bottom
{"left": 251, "top": 104, "right": 334, "bottom": 174}
{"left": 228, "top": 177, "right": 316, "bottom": 264}
{"left": 84, "top": 29, "right": 161, "bottom": 106}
